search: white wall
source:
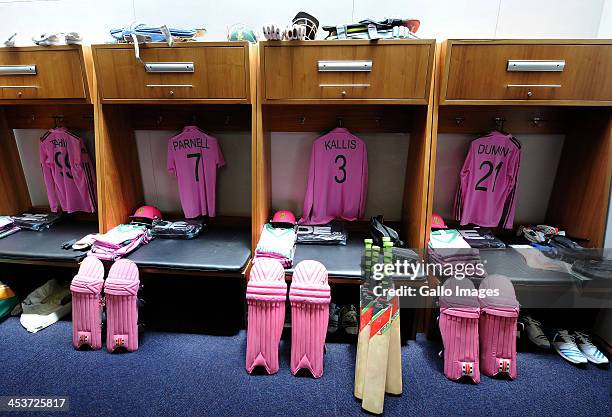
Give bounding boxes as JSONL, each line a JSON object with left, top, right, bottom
{"left": 0, "top": 0, "right": 609, "bottom": 45}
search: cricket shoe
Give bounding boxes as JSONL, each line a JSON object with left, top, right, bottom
{"left": 340, "top": 304, "right": 358, "bottom": 335}
{"left": 520, "top": 315, "right": 550, "bottom": 349}
{"left": 552, "top": 330, "right": 587, "bottom": 364}
{"left": 572, "top": 331, "right": 609, "bottom": 365}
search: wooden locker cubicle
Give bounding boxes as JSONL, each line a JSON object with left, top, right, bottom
{"left": 0, "top": 45, "right": 98, "bottom": 268}
{"left": 428, "top": 39, "right": 611, "bottom": 293}
{"left": 91, "top": 41, "right": 256, "bottom": 276}
{"left": 254, "top": 39, "right": 437, "bottom": 285}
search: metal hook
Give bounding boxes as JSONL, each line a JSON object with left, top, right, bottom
{"left": 156, "top": 114, "right": 163, "bottom": 126}
{"left": 298, "top": 116, "right": 306, "bottom": 125}
{"left": 532, "top": 117, "right": 544, "bottom": 127}
{"left": 337, "top": 116, "right": 344, "bottom": 128}
{"left": 455, "top": 116, "right": 465, "bottom": 125}
{"left": 53, "top": 115, "right": 64, "bottom": 128}
{"left": 190, "top": 114, "right": 197, "bottom": 124}
{"left": 375, "top": 117, "right": 382, "bottom": 127}
{"left": 224, "top": 115, "right": 231, "bottom": 125}
{"left": 493, "top": 117, "right": 505, "bottom": 131}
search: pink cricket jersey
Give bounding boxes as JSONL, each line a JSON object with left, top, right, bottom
{"left": 300, "top": 128, "right": 368, "bottom": 225}
{"left": 167, "top": 126, "right": 225, "bottom": 218}
{"left": 454, "top": 131, "right": 521, "bottom": 229}
{"left": 39, "top": 128, "right": 97, "bottom": 213}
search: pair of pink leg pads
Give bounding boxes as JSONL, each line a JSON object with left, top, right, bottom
{"left": 246, "top": 259, "right": 330, "bottom": 378}
{"left": 439, "top": 275, "right": 519, "bottom": 383}
{"left": 70, "top": 256, "right": 140, "bottom": 352}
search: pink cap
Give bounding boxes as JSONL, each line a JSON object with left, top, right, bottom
{"left": 431, "top": 213, "right": 447, "bottom": 229}
{"left": 271, "top": 210, "right": 296, "bottom": 228}
{"left": 130, "top": 205, "right": 162, "bottom": 221}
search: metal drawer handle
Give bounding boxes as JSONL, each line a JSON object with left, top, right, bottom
{"left": 0, "top": 85, "right": 38, "bottom": 88}
{"left": 506, "top": 84, "right": 561, "bottom": 88}
{"left": 318, "top": 60, "right": 372, "bottom": 72}
{"left": 146, "top": 84, "right": 193, "bottom": 88}
{"left": 0, "top": 65, "right": 37, "bottom": 75}
{"left": 319, "top": 84, "right": 370, "bottom": 88}
{"left": 144, "top": 62, "right": 194, "bottom": 73}
{"left": 507, "top": 60, "right": 565, "bottom": 72}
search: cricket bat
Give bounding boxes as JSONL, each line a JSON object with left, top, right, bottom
{"left": 354, "top": 239, "right": 374, "bottom": 399}
{"left": 383, "top": 240, "right": 403, "bottom": 395}
{"left": 361, "top": 245, "right": 392, "bottom": 415}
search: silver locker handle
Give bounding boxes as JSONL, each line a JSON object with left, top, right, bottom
{"left": 0, "top": 65, "right": 37, "bottom": 75}
{"left": 318, "top": 60, "right": 372, "bottom": 72}
{"left": 507, "top": 60, "right": 565, "bottom": 72}
{"left": 144, "top": 62, "right": 195, "bottom": 73}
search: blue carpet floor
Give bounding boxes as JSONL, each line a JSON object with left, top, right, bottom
{"left": 0, "top": 317, "right": 609, "bottom": 417}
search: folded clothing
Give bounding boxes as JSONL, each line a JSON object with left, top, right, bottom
{"left": 0, "top": 216, "right": 19, "bottom": 239}
{"left": 429, "top": 230, "right": 485, "bottom": 278}
{"left": 151, "top": 219, "right": 203, "bottom": 239}
{"left": 255, "top": 223, "right": 296, "bottom": 268}
{"left": 12, "top": 212, "right": 62, "bottom": 231}
{"left": 296, "top": 223, "right": 347, "bottom": 245}
{"left": 459, "top": 228, "right": 506, "bottom": 249}
{"left": 88, "top": 224, "right": 152, "bottom": 261}
{"left": 20, "top": 279, "right": 71, "bottom": 333}
{"left": 572, "top": 259, "right": 612, "bottom": 280}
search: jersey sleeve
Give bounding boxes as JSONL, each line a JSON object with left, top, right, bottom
{"left": 216, "top": 139, "right": 226, "bottom": 168}
{"left": 39, "top": 140, "right": 60, "bottom": 212}
{"left": 167, "top": 139, "right": 176, "bottom": 175}
{"left": 500, "top": 148, "right": 521, "bottom": 229}
{"left": 298, "top": 141, "right": 317, "bottom": 224}
{"left": 358, "top": 143, "right": 368, "bottom": 219}
{"left": 80, "top": 143, "right": 98, "bottom": 212}
{"left": 454, "top": 142, "right": 473, "bottom": 223}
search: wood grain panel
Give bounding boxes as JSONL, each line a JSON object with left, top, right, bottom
{"left": 3, "top": 104, "right": 93, "bottom": 130}
{"left": 442, "top": 41, "right": 612, "bottom": 104}
{"left": 263, "top": 40, "right": 434, "bottom": 103}
{"left": 93, "top": 43, "right": 248, "bottom": 102}
{"left": 438, "top": 106, "right": 569, "bottom": 134}
{"left": 263, "top": 104, "right": 412, "bottom": 133}
{"left": 547, "top": 108, "right": 611, "bottom": 247}
{"left": 95, "top": 104, "right": 144, "bottom": 232}
{"left": 0, "top": 108, "right": 31, "bottom": 214}
{"left": 0, "top": 48, "right": 86, "bottom": 100}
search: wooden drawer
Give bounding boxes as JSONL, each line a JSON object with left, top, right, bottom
{"left": 442, "top": 40, "right": 612, "bottom": 104}
{"left": 262, "top": 40, "right": 435, "bottom": 103}
{"left": 93, "top": 42, "right": 249, "bottom": 102}
{"left": 0, "top": 47, "right": 87, "bottom": 100}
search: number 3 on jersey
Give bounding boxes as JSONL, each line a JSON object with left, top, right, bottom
{"left": 187, "top": 153, "right": 202, "bottom": 182}
{"left": 334, "top": 154, "right": 347, "bottom": 184}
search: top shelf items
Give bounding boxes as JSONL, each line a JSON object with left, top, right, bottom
{"left": 440, "top": 39, "right": 612, "bottom": 106}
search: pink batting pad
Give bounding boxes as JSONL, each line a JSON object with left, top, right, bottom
{"left": 478, "top": 274, "right": 519, "bottom": 379}
{"left": 245, "top": 258, "right": 287, "bottom": 375}
{"left": 439, "top": 278, "right": 481, "bottom": 383}
{"left": 289, "top": 260, "right": 331, "bottom": 378}
{"left": 104, "top": 259, "right": 140, "bottom": 352}
{"left": 70, "top": 256, "right": 105, "bottom": 350}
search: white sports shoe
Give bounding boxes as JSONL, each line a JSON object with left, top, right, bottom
{"left": 572, "top": 331, "right": 609, "bottom": 365}
{"left": 521, "top": 316, "right": 550, "bottom": 349}
{"left": 552, "top": 330, "right": 588, "bottom": 364}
